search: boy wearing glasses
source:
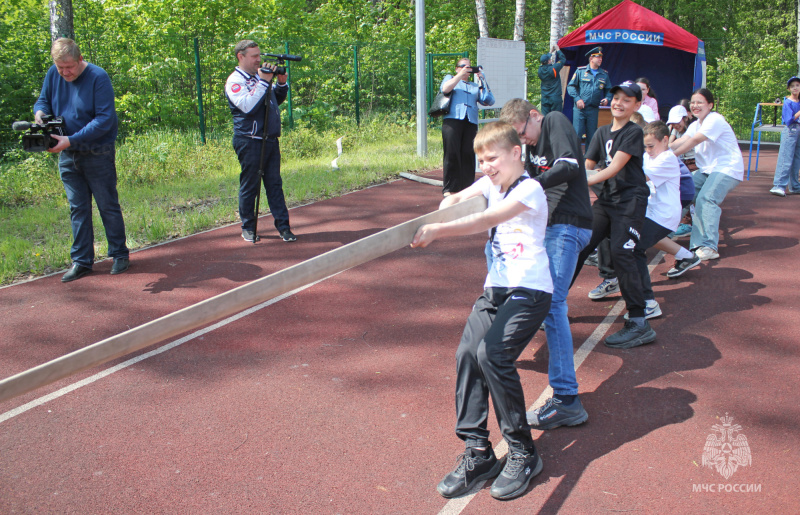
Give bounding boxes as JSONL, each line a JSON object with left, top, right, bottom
{"left": 499, "top": 99, "right": 593, "bottom": 430}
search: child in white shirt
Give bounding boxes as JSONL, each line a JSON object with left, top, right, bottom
{"left": 632, "top": 122, "right": 701, "bottom": 318}
{"left": 412, "top": 121, "right": 551, "bottom": 501}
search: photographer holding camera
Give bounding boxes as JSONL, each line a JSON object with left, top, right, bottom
{"left": 440, "top": 58, "right": 495, "bottom": 196}
{"left": 33, "top": 38, "right": 130, "bottom": 282}
{"left": 225, "top": 40, "right": 295, "bottom": 243}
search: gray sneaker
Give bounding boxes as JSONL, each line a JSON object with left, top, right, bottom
{"left": 667, "top": 252, "right": 702, "bottom": 278}
{"left": 605, "top": 320, "right": 656, "bottom": 349}
{"left": 588, "top": 278, "right": 619, "bottom": 300}
{"left": 490, "top": 448, "right": 543, "bottom": 500}
{"left": 242, "top": 229, "right": 259, "bottom": 242}
{"left": 528, "top": 397, "right": 588, "bottom": 430}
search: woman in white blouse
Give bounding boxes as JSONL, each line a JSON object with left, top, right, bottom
{"left": 670, "top": 88, "right": 744, "bottom": 261}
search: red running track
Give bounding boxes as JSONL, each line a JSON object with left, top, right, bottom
{"left": 0, "top": 146, "right": 798, "bottom": 513}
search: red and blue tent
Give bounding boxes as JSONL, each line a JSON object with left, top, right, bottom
{"left": 558, "top": 0, "right": 705, "bottom": 120}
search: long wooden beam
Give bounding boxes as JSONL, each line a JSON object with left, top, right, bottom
{"left": 0, "top": 196, "right": 487, "bottom": 404}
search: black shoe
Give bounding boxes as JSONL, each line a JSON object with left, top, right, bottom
{"left": 242, "top": 229, "right": 259, "bottom": 242}
{"left": 280, "top": 229, "right": 297, "bottom": 242}
{"left": 437, "top": 445, "right": 503, "bottom": 499}
{"left": 490, "top": 447, "right": 543, "bottom": 500}
{"left": 61, "top": 263, "right": 92, "bottom": 283}
{"left": 605, "top": 320, "right": 656, "bottom": 349}
{"left": 528, "top": 396, "right": 588, "bottom": 430}
{"left": 110, "top": 258, "right": 129, "bottom": 275}
{"left": 584, "top": 251, "right": 599, "bottom": 267}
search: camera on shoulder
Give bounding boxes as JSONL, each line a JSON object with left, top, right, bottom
{"left": 11, "top": 115, "right": 66, "bottom": 152}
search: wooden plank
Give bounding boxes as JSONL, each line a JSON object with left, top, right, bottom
{"left": 0, "top": 196, "right": 487, "bottom": 404}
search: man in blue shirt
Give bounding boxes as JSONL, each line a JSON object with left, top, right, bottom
{"left": 34, "top": 38, "right": 129, "bottom": 282}
{"left": 567, "top": 47, "right": 612, "bottom": 147}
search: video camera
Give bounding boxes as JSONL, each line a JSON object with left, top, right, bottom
{"left": 260, "top": 53, "right": 303, "bottom": 76}
{"left": 11, "top": 115, "right": 66, "bottom": 152}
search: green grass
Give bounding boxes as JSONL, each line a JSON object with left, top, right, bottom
{"left": 0, "top": 117, "right": 444, "bottom": 285}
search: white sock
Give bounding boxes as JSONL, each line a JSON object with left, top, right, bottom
{"left": 675, "top": 247, "right": 693, "bottom": 260}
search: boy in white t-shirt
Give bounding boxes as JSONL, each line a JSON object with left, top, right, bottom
{"left": 412, "top": 122, "right": 552, "bottom": 501}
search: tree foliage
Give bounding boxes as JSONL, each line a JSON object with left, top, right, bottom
{"left": 0, "top": 0, "right": 796, "bottom": 147}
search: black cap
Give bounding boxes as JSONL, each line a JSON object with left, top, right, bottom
{"left": 586, "top": 46, "right": 603, "bottom": 57}
{"left": 609, "top": 80, "right": 642, "bottom": 101}
{"left": 788, "top": 76, "right": 800, "bottom": 88}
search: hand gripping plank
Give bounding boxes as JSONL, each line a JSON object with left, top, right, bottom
{"left": 0, "top": 195, "right": 487, "bottom": 404}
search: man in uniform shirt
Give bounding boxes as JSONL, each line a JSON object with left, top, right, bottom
{"left": 538, "top": 45, "right": 566, "bottom": 116}
{"left": 567, "top": 46, "right": 612, "bottom": 146}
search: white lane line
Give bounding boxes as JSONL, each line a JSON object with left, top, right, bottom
{"left": 437, "top": 251, "right": 665, "bottom": 514}
{"left": 0, "top": 276, "right": 337, "bottom": 424}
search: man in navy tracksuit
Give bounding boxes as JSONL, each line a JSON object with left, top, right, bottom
{"left": 225, "top": 40, "right": 296, "bottom": 243}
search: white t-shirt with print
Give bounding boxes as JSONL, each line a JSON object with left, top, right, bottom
{"left": 477, "top": 175, "right": 553, "bottom": 293}
{"left": 685, "top": 112, "right": 744, "bottom": 181}
{"left": 643, "top": 150, "right": 682, "bottom": 230}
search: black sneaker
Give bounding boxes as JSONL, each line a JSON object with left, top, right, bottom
{"left": 242, "top": 229, "right": 259, "bottom": 242}
{"left": 280, "top": 229, "right": 297, "bottom": 242}
{"left": 584, "top": 251, "right": 599, "bottom": 267}
{"left": 666, "top": 252, "right": 702, "bottom": 278}
{"left": 605, "top": 320, "right": 656, "bottom": 349}
{"left": 61, "top": 263, "right": 92, "bottom": 283}
{"left": 528, "top": 397, "right": 588, "bottom": 430}
{"left": 437, "top": 445, "right": 503, "bottom": 499}
{"left": 490, "top": 447, "right": 543, "bottom": 500}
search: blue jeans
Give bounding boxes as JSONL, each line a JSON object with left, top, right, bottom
{"left": 573, "top": 105, "right": 599, "bottom": 146}
{"left": 773, "top": 125, "right": 800, "bottom": 190}
{"left": 690, "top": 171, "right": 740, "bottom": 252}
{"left": 543, "top": 224, "right": 591, "bottom": 396}
{"left": 59, "top": 147, "right": 129, "bottom": 268}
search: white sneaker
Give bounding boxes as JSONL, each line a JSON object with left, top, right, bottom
{"left": 624, "top": 300, "right": 662, "bottom": 320}
{"left": 770, "top": 187, "right": 786, "bottom": 197}
{"left": 695, "top": 247, "right": 719, "bottom": 260}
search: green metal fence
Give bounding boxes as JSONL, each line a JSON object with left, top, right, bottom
{"left": 0, "top": 33, "right": 422, "bottom": 152}
{"left": 1, "top": 31, "right": 776, "bottom": 155}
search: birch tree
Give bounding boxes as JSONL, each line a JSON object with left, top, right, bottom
{"left": 476, "top": 0, "right": 489, "bottom": 39}
{"left": 49, "top": 0, "right": 74, "bottom": 41}
{"left": 513, "top": 0, "right": 525, "bottom": 41}
{"left": 549, "top": 0, "right": 573, "bottom": 50}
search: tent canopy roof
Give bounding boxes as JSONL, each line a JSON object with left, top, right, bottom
{"left": 558, "top": 0, "right": 701, "bottom": 54}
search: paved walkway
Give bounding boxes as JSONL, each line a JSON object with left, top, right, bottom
{"left": 0, "top": 147, "right": 797, "bottom": 513}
